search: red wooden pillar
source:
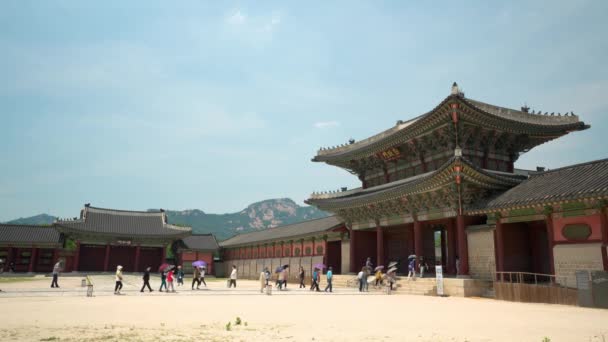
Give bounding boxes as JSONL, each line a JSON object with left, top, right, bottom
{"left": 134, "top": 245, "right": 141, "bottom": 272}
{"left": 103, "top": 244, "right": 110, "bottom": 272}
{"left": 5, "top": 246, "right": 14, "bottom": 272}
{"left": 349, "top": 227, "right": 357, "bottom": 273}
{"left": 52, "top": 248, "right": 59, "bottom": 268}
{"left": 28, "top": 247, "right": 38, "bottom": 272}
{"left": 376, "top": 224, "right": 384, "bottom": 267}
{"left": 495, "top": 217, "right": 505, "bottom": 274}
{"left": 456, "top": 215, "right": 469, "bottom": 276}
{"left": 73, "top": 241, "right": 81, "bottom": 271}
{"left": 599, "top": 207, "right": 608, "bottom": 271}
{"left": 545, "top": 212, "right": 556, "bottom": 275}
{"left": 447, "top": 219, "right": 456, "bottom": 274}
{"left": 414, "top": 219, "right": 423, "bottom": 271}
{"left": 290, "top": 241, "right": 295, "bottom": 257}
{"left": 440, "top": 229, "right": 447, "bottom": 267}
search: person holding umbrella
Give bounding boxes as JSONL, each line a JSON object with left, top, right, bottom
{"left": 141, "top": 266, "right": 153, "bottom": 292}
{"left": 192, "top": 266, "right": 201, "bottom": 290}
{"left": 166, "top": 267, "right": 176, "bottom": 292}
{"left": 277, "top": 266, "right": 286, "bottom": 290}
{"left": 200, "top": 266, "right": 207, "bottom": 287}
{"left": 386, "top": 267, "right": 397, "bottom": 291}
{"left": 282, "top": 265, "right": 289, "bottom": 289}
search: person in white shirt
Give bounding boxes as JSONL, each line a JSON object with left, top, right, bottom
{"left": 200, "top": 266, "right": 207, "bottom": 287}
{"left": 229, "top": 265, "right": 237, "bottom": 288}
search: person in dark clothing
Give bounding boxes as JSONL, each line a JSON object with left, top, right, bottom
{"left": 310, "top": 268, "right": 320, "bottom": 292}
{"left": 200, "top": 266, "right": 207, "bottom": 287}
{"left": 159, "top": 270, "right": 168, "bottom": 292}
{"left": 192, "top": 266, "right": 201, "bottom": 290}
{"left": 176, "top": 265, "right": 184, "bottom": 286}
{"left": 141, "top": 267, "right": 153, "bottom": 292}
{"left": 50, "top": 260, "right": 62, "bottom": 288}
{"left": 298, "top": 266, "right": 306, "bottom": 288}
{"left": 324, "top": 267, "right": 333, "bottom": 293}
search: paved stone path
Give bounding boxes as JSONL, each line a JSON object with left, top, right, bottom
{"left": 0, "top": 274, "right": 380, "bottom": 297}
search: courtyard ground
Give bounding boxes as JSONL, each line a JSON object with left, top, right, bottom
{"left": 0, "top": 274, "right": 606, "bottom": 341}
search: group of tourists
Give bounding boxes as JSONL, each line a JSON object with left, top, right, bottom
{"left": 254, "top": 264, "right": 334, "bottom": 293}
{"left": 357, "top": 257, "right": 397, "bottom": 292}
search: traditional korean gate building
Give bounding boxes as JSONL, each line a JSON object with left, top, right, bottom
{"left": 306, "top": 83, "right": 607, "bottom": 286}
{"left": 219, "top": 216, "right": 347, "bottom": 281}
{"left": 0, "top": 224, "right": 63, "bottom": 273}
{"left": 54, "top": 204, "right": 191, "bottom": 272}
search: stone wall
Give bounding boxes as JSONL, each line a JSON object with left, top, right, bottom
{"left": 554, "top": 243, "right": 604, "bottom": 288}
{"left": 223, "top": 255, "right": 324, "bottom": 281}
{"left": 341, "top": 240, "right": 350, "bottom": 274}
{"left": 467, "top": 228, "right": 496, "bottom": 280}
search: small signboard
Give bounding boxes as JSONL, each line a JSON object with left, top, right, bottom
{"left": 436, "top": 265, "right": 444, "bottom": 296}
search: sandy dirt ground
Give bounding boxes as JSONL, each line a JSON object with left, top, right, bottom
{"left": 0, "top": 275, "right": 607, "bottom": 341}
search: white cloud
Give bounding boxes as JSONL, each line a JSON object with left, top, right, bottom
{"left": 314, "top": 121, "right": 340, "bottom": 129}
{"left": 227, "top": 10, "right": 246, "bottom": 25}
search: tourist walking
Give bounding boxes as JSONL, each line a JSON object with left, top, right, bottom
{"left": 200, "top": 266, "right": 207, "bottom": 287}
{"left": 407, "top": 258, "right": 416, "bottom": 281}
{"left": 114, "top": 265, "right": 123, "bottom": 295}
{"left": 192, "top": 266, "right": 201, "bottom": 290}
{"left": 259, "top": 267, "right": 267, "bottom": 293}
{"left": 141, "top": 266, "right": 153, "bottom": 292}
{"left": 357, "top": 267, "right": 365, "bottom": 292}
{"left": 365, "top": 257, "right": 373, "bottom": 272}
{"left": 159, "top": 270, "right": 168, "bottom": 292}
{"left": 166, "top": 268, "right": 176, "bottom": 292}
{"left": 375, "top": 268, "right": 383, "bottom": 287}
{"left": 277, "top": 267, "right": 286, "bottom": 290}
{"left": 324, "top": 267, "right": 333, "bottom": 292}
{"left": 455, "top": 256, "right": 460, "bottom": 276}
{"left": 419, "top": 257, "right": 429, "bottom": 278}
{"left": 298, "top": 266, "right": 305, "bottom": 288}
{"left": 363, "top": 266, "right": 370, "bottom": 291}
{"left": 387, "top": 269, "right": 396, "bottom": 291}
{"left": 176, "top": 265, "right": 184, "bottom": 286}
{"left": 310, "top": 268, "right": 320, "bottom": 292}
{"left": 229, "top": 265, "right": 237, "bottom": 288}
{"left": 50, "top": 260, "right": 62, "bottom": 288}
{"left": 264, "top": 267, "right": 271, "bottom": 286}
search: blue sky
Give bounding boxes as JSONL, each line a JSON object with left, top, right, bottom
{"left": 1, "top": 1, "right": 607, "bottom": 221}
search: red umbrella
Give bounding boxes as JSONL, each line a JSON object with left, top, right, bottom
{"left": 158, "top": 263, "right": 170, "bottom": 272}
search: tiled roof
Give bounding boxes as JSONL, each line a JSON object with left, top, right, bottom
{"left": 181, "top": 234, "right": 219, "bottom": 251}
{"left": 219, "top": 216, "right": 343, "bottom": 247}
{"left": 55, "top": 206, "right": 191, "bottom": 238}
{"left": 313, "top": 91, "right": 587, "bottom": 163}
{"left": 307, "top": 156, "right": 525, "bottom": 210}
{"left": 0, "top": 224, "right": 62, "bottom": 245}
{"left": 480, "top": 158, "right": 608, "bottom": 210}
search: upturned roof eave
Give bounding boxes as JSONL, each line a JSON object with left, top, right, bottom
{"left": 307, "top": 157, "right": 524, "bottom": 210}
{"left": 219, "top": 223, "right": 344, "bottom": 248}
{"left": 313, "top": 95, "right": 586, "bottom": 164}
{"left": 53, "top": 223, "right": 192, "bottom": 240}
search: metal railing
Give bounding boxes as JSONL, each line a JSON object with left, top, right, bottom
{"left": 494, "top": 271, "right": 577, "bottom": 305}
{"left": 495, "top": 271, "right": 567, "bottom": 286}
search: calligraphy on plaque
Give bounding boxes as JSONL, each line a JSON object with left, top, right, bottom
{"left": 378, "top": 147, "right": 401, "bottom": 161}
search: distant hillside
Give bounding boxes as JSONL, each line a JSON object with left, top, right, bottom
{"left": 5, "top": 214, "right": 56, "bottom": 225}
{"left": 4, "top": 198, "right": 330, "bottom": 241}
{"left": 164, "top": 198, "right": 329, "bottom": 241}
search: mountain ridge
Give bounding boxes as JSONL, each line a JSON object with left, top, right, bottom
{"left": 4, "top": 198, "right": 329, "bottom": 241}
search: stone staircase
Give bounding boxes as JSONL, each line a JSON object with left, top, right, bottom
{"left": 330, "top": 275, "right": 439, "bottom": 296}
